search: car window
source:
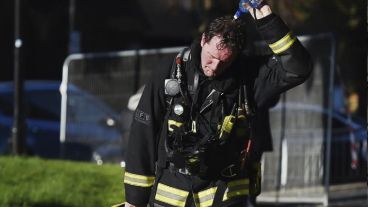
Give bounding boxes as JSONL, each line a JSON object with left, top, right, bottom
{"left": 0, "top": 91, "right": 61, "bottom": 121}
{"left": 67, "top": 92, "right": 112, "bottom": 123}
{"left": 26, "top": 91, "right": 61, "bottom": 121}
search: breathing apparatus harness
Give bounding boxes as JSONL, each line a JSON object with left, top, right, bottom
{"left": 161, "top": 48, "right": 255, "bottom": 178}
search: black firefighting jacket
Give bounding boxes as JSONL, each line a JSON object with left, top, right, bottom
{"left": 123, "top": 14, "right": 312, "bottom": 206}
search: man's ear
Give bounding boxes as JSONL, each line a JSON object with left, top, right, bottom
{"left": 200, "top": 33, "right": 205, "bottom": 47}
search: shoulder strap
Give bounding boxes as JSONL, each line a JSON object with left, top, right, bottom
{"left": 172, "top": 47, "right": 191, "bottom": 79}
{"left": 158, "top": 47, "right": 191, "bottom": 170}
{"left": 165, "top": 47, "right": 191, "bottom": 105}
{"left": 182, "top": 48, "right": 191, "bottom": 62}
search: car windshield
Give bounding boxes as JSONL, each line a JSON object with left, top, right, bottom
{"left": 67, "top": 92, "right": 116, "bottom": 123}
{"left": 27, "top": 91, "right": 61, "bottom": 120}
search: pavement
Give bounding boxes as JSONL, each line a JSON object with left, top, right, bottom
{"left": 328, "top": 182, "right": 367, "bottom": 207}
{"left": 256, "top": 182, "right": 367, "bottom": 207}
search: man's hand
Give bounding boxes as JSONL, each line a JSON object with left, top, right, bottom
{"left": 125, "top": 202, "right": 136, "bottom": 207}
{"left": 242, "top": 1, "right": 272, "bottom": 19}
{"left": 125, "top": 202, "right": 146, "bottom": 207}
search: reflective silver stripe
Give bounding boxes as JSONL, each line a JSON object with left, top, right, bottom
{"left": 269, "top": 32, "right": 296, "bottom": 54}
{"left": 194, "top": 187, "right": 217, "bottom": 207}
{"left": 222, "top": 179, "right": 249, "bottom": 201}
{"left": 123, "top": 172, "right": 155, "bottom": 187}
{"left": 153, "top": 203, "right": 166, "bottom": 207}
{"left": 155, "top": 183, "right": 188, "bottom": 207}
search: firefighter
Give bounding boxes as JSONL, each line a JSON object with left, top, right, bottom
{"left": 121, "top": 2, "right": 312, "bottom": 207}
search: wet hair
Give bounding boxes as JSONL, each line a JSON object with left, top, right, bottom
{"left": 203, "top": 16, "right": 247, "bottom": 53}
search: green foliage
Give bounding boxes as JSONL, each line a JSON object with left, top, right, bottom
{"left": 0, "top": 156, "right": 125, "bottom": 207}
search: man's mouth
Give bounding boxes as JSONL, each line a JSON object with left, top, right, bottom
{"left": 206, "top": 69, "right": 214, "bottom": 76}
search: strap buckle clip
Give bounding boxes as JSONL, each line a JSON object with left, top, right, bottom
{"left": 221, "top": 164, "right": 238, "bottom": 178}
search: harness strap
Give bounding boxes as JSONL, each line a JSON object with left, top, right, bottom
{"left": 159, "top": 48, "right": 191, "bottom": 170}
{"left": 211, "top": 181, "right": 227, "bottom": 207}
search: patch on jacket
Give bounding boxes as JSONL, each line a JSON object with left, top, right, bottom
{"left": 135, "top": 109, "right": 151, "bottom": 125}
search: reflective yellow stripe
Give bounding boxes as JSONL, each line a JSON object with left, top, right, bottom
{"left": 168, "top": 120, "right": 183, "bottom": 132}
{"left": 200, "top": 199, "right": 214, "bottom": 207}
{"left": 269, "top": 32, "right": 292, "bottom": 48}
{"left": 228, "top": 178, "right": 249, "bottom": 187}
{"left": 124, "top": 172, "right": 155, "bottom": 187}
{"left": 272, "top": 38, "right": 296, "bottom": 54}
{"left": 269, "top": 32, "right": 296, "bottom": 54}
{"left": 194, "top": 187, "right": 217, "bottom": 207}
{"left": 222, "top": 178, "right": 249, "bottom": 201}
{"left": 197, "top": 187, "right": 217, "bottom": 198}
{"left": 155, "top": 183, "right": 189, "bottom": 207}
{"left": 157, "top": 183, "right": 188, "bottom": 197}
{"left": 223, "top": 189, "right": 249, "bottom": 201}
{"left": 124, "top": 172, "right": 155, "bottom": 181}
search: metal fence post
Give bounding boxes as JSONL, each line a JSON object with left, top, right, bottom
{"left": 12, "top": 0, "right": 26, "bottom": 155}
{"left": 323, "top": 33, "right": 337, "bottom": 206}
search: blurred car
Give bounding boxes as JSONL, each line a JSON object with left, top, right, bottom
{"left": 269, "top": 102, "right": 367, "bottom": 184}
{"left": 0, "top": 80, "right": 124, "bottom": 164}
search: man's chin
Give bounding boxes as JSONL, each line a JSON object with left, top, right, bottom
{"left": 204, "top": 71, "right": 215, "bottom": 77}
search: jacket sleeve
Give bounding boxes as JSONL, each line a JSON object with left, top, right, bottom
{"left": 123, "top": 66, "right": 168, "bottom": 205}
{"left": 252, "top": 14, "right": 313, "bottom": 108}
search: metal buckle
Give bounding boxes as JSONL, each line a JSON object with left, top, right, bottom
{"left": 169, "top": 163, "right": 191, "bottom": 175}
{"left": 221, "top": 164, "right": 238, "bottom": 178}
{"left": 178, "top": 168, "right": 191, "bottom": 175}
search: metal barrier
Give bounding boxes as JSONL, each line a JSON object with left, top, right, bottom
{"left": 60, "top": 47, "right": 184, "bottom": 164}
{"left": 257, "top": 34, "right": 367, "bottom": 206}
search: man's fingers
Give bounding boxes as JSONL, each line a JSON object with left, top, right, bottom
{"left": 246, "top": 4, "right": 272, "bottom": 19}
{"left": 259, "top": 5, "right": 272, "bottom": 15}
{"left": 125, "top": 203, "right": 136, "bottom": 207}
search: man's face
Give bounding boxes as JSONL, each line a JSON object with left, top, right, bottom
{"left": 200, "top": 34, "right": 236, "bottom": 77}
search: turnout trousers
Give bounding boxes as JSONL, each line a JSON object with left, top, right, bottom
{"left": 149, "top": 168, "right": 251, "bottom": 207}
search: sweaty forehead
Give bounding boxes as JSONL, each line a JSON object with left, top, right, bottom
{"left": 207, "top": 36, "right": 234, "bottom": 61}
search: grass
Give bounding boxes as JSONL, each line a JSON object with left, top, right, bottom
{"left": 0, "top": 156, "right": 125, "bottom": 207}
